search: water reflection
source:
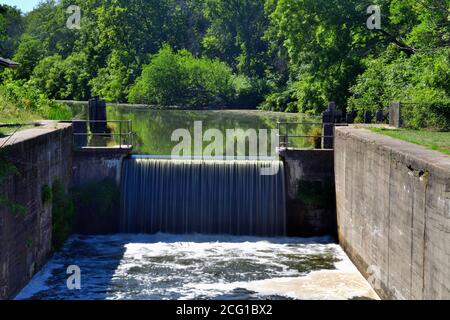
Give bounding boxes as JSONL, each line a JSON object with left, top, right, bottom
{"left": 71, "top": 105, "right": 321, "bottom": 155}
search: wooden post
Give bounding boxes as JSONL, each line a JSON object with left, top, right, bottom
{"left": 346, "top": 111, "right": 356, "bottom": 124}
{"left": 323, "top": 124, "right": 334, "bottom": 149}
{"left": 389, "top": 102, "right": 402, "bottom": 128}
{"left": 328, "top": 102, "right": 336, "bottom": 123}
{"left": 376, "top": 109, "right": 384, "bottom": 123}
{"left": 322, "top": 102, "right": 335, "bottom": 149}
{"left": 89, "top": 96, "right": 107, "bottom": 134}
{"left": 364, "top": 110, "right": 373, "bottom": 124}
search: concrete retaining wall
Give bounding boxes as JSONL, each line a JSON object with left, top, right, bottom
{"left": 72, "top": 148, "right": 129, "bottom": 187}
{"left": 71, "top": 148, "right": 130, "bottom": 234}
{"left": 335, "top": 127, "right": 450, "bottom": 300}
{"left": 279, "top": 149, "right": 336, "bottom": 237}
{"left": 0, "top": 123, "right": 73, "bottom": 299}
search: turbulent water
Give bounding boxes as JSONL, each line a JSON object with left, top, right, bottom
{"left": 120, "top": 159, "right": 286, "bottom": 236}
{"left": 16, "top": 234, "right": 377, "bottom": 300}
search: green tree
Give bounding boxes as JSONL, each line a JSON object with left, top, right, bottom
{"left": 30, "top": 52, "right": 91, "bottom": 100}
{"left": 0, "top": 4, "right": 24, "bottom": 59}
{"left": 129, "top": 45, "right": 235, "bottom": 107}
{"left": 203, "top": 0, "right": 270, "bottom": 78}
{"left": 350, "top": 47, "right": 450, "bottom": 130}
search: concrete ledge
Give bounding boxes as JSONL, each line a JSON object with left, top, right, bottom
{"left": 335, "top": 126, "right": 450, "bottom": 300}
{"left": 336, "top": 126, "right": 450, "bottom": 173}
{"left": 76, "top": 146, "right": 133, "bottom": 153}
{"left": 0, "top": 122, "right": 72, "bottom": 147}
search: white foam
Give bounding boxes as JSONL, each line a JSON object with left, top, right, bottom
{"left": 16, "top": 234, "right": 375, "bottom": 300}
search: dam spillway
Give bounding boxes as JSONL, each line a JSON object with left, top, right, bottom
{"left": 120, "top": 158, "right": 286, "bottom": 236}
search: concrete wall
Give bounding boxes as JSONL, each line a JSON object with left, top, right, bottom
{"left": 72, "top": 148, "right": 128, "bottom": 187}
{"left": 279, "top": 149, "right": 336, "bottom": 237}
{"left": 72, "top": 148, "right": 130, "bottom": 234}
{"left": 0, "top": 123, "right": 73, "bottom": 300}
{"left": 335, "top": 127, "right": 450, "bottom": 300}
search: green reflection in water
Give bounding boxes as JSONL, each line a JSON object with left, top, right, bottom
{"left": 68, "top": 104, "right": 321, "bottom": 155}
{"left": 106, "top": 107, "right": 320, "bottom": 155}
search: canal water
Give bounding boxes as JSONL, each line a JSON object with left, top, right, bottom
{"left": 16, "top": 234, "right": 378, "bottom": 300}
{"left": 39, "top": 105, "right": 379, "bottom": 300}
{"left": 71, "top": 105, "right": 321, "bottom": 154}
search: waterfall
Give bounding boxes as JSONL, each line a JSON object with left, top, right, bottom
{"left": 120, "top": 158, "right": 286, "bottom": 236}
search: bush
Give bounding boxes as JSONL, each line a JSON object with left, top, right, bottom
{"left": 231, "top": 76, "right": 270, "bottom": 108}
{"left": 259, "top": 88, "right": 297, "bottom": 112}
{"left": 0, "top": 80, "right": 72, "bottom": 122}
{"left": 30, "top": 52, "right": 91, "bottom": 100}
{"left": 349, "top": 47, "right": 450, "bottom": 130}
{"left": 308, "top": 127, "right": 323, "bottom": 149}
{"left": 128, "top": 45, "right": 236, "bottom": 108}
{"left": 90, "top": 50, "right": 132, "bottom": 103}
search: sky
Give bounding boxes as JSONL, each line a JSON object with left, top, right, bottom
{"left": 1, "top": 0, "right": 43, "bottom": 13}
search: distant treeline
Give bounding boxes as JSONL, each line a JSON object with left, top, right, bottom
{"left": 0, "top": 0, "right": 449, "bottom": 129}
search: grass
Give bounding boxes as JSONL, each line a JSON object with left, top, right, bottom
{"left": 0, "top": 90, "right": 73, "bottom": 138}
{"left": 370, "top": 127, "right": 450, "bottom": 155}
{"left": 0, "top": 91, "right": 40, "bottom": 124}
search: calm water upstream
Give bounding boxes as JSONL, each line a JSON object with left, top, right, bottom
{"left": 17, "top": 234, "right": 378, "bottom": 300}
{"left": 71, "top": 105, "right": 321, "bottom": 155}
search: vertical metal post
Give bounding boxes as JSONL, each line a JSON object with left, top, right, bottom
{"left": 119, "top": 121, "right": 122, "bottom": 149}
{"left": 277, "top": 122, "right": 280, "bottom": 148}
{"left": 285, "top": 123, "right": 289, "bottom": 148}
{"left": 129, "top": 120, "right": 132, "bottom": 148}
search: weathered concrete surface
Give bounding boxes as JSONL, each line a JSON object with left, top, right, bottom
{"left": 279, "top": 149, "right": 336, "bottom": 237}
{"left": 335, "top": 126, "right": 450, "bottom": 300}
{"left": 72, "top": 148, "right": 130, "bottom": 234}
{"left": 0, "top": 123, "right": 72, "bottom": 300}
{"left": 72, "top": 148, "right": 130, "bottom": 187}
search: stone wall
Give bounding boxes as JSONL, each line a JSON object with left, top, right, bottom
{"left": 335, "top": 127, "right": 450, "bottom": 300}
{"left": 0, "top": 123, "right": 73, "bottom": 300}
{"left": 71, "top": 148, "right": 130, "bottom": 234}
{"left": 279, "top": 149, "right": 336, "bottom": 237}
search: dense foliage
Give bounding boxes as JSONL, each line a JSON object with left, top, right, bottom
{"left": 129, "top": 46, "right": 236, "bottom": 108}
{"left": 0, "top": 0, "right": 448, "bottom": 129}
{"left": 0, "top": 79, "right": 72, "bottom": 122}
{"left": 350, "top": 48, "right": 450, "bottom": 129}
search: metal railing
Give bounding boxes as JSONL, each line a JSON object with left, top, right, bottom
{"left": 277, "top": 122, "right": 347, "bottom": 149}
{"left": 72, "top": 120, "right": 133, "bottom": 149}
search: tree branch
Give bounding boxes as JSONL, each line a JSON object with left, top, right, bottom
{"left": 375, "top": 29, "right": 417, "bottom": 55}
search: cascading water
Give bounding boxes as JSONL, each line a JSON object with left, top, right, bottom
{"left": 120, "top": 157, "right": 286, "bottom": 236}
